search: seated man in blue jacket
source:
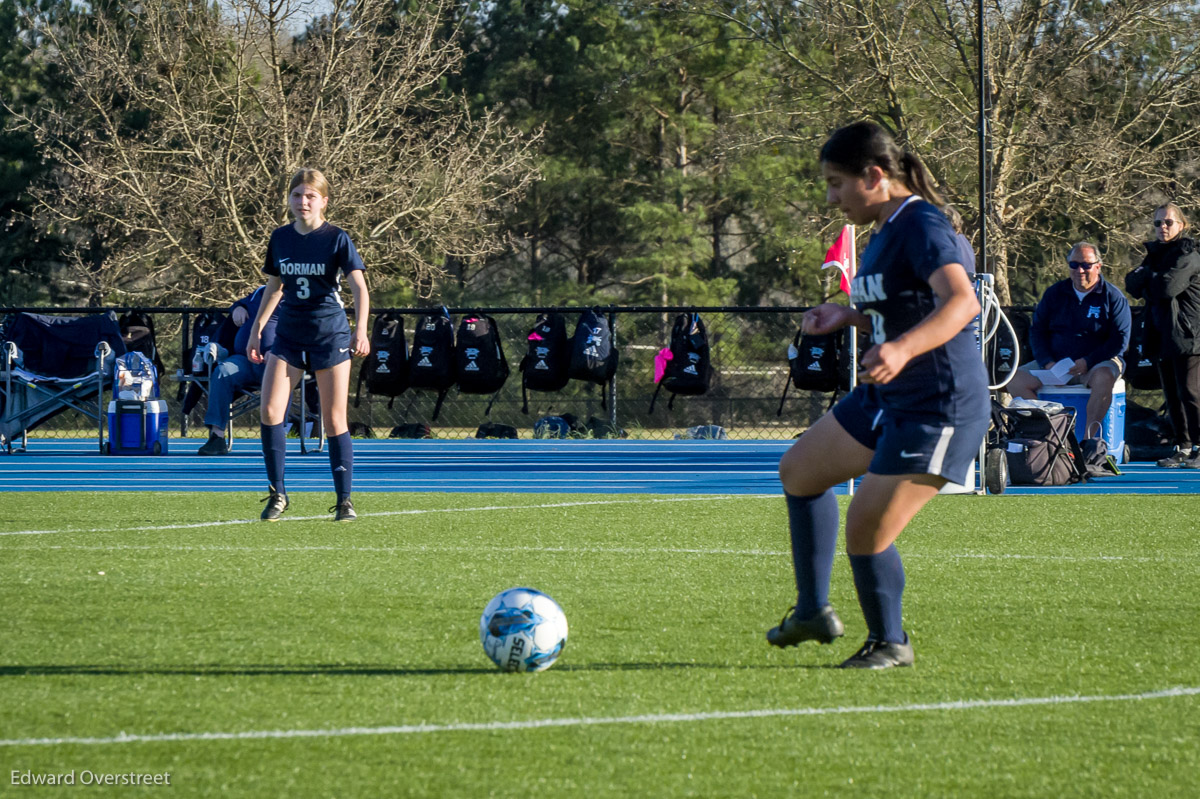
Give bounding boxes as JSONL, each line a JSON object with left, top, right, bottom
{"left": 198, "top": 286, "right": 279, "bottom": 455}
{"left": 1007, "top": 242, "right": 1132, "bottom": 438}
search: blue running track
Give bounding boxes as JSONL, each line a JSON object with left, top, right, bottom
{"left": 0, "top": 439, "right": 1197, "bottom": 495}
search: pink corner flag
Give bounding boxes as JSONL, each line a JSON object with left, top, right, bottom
{"left": 821, "top": 226, "right": 854, "bottom": 295}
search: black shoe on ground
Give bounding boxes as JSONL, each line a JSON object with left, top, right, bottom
{"left": 766, "top": 605, "right": 845, "bottom": 648}
{"left": 260, "top": 489, "right": 288, "bottom": 521}
{"left": 197, "top": 433, "right": 229, "bottom": 456}
{"left": 1181, "top": 450, "right": 1200, "bottom": 469}
{"left": 839, "top": 637, "right": 915, "bottom": 669}
{"left": 331, "top": 498, "right": 356, "bottom": 522}
{"left": 1157, "top": 448, "right": 1194, "bottom": 468}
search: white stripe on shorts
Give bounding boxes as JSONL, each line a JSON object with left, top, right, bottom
{"left": 928, "top": 425, "right": 955, "bottom": 475}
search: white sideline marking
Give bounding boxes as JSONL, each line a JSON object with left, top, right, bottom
{"left": 0, "top": 543, "right": 1182, "bottom": 563}
{"left": 2, "top": 686, "right": 1196, "bottom": 748}
{"left": 0, "top": 496, "right": 772, "bottom": 537}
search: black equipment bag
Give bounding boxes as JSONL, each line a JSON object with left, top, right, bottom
{"left": 567, "top": 308, "right": 618, "bottom": 409}
{"left": 456, "top": 313, "right": 509, "bottom": 415}
{"left": 777, "top": 328, "right": 851, "bottom": 416}
{"left": 649, "top": 312, "right": 712, "bottom": 413}
{"left": 519, "top": 312, "right": 570, "bottom": 413}
{"left": 355, "top": 312, "right": 408, "bottom": 408}
{"left": 990, "top": 402, "right": 1087, "bottom": 487}
{"left": 987, "top": 308, "right": 1022, "bottom": 389}
{"left": 389, "top": 422, "right": 432, "bottom": 439}
{"left": 475, "top": 421, "right": 519, "bottom": 439}
{"left": 1125, "top": 305, "right": 1161, "bottom": 391}
{"left": 407, "top": 308, "right": 456, "bottom": 420}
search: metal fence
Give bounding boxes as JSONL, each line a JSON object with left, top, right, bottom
{"left": 3, "top": 305, "right": 843, "bottom": 442}
{"left": 25, "top": 303, "right": 1151, "bottom": 447}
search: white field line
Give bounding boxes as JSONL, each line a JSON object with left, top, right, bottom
{"left": 0, "top": 542, "right": 1183, "bottom": 563}
{"left": 0, "top": 496, "right": 773, "bottom": 537}
{"left": 2, "top": 686, "right": 1196, "bottom": 748}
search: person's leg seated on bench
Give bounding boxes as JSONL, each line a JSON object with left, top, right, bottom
{"left": 1083, "top": 359, "right": 1122, "bottom": 440}
{"left": 199, "top": 354, "right": 265, "bottom": 455}
{"left": 1006, "top": 364, "right": 1042, "bottom": 401}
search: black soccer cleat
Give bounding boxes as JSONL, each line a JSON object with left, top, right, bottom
{"left": 260, "top": 489, "right": 289, "bottom": 521}
{"left": 197, "top": 433, "right": 229, "bottom": 456}
{"left": 331, "top": 498, "right": 356, "bottom": 522}
{"left": 1156, "top": 448, "right": 1196, "bottom": 468}
{"left": 838, "top": 637, "right": 915, "bottom": 670}
{"left": 766, "top": 605, "right": 845, "bottom": 648}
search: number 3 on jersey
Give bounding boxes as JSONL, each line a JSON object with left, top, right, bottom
{"left": 295, "top": 277, "right": 310, "bottom": 300}
{"left": 864, "top": 309, "right": 886, "bottom": 346}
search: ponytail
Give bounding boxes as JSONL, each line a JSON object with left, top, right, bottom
{"left": 821, "top": 121, "right": 946, "bottom": 205}
{"left": 900, "top": 152, "right": 944, "bottom": 207}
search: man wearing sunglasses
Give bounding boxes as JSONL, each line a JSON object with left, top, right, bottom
{"left": 1008, "top": 242, "right": 1132, "bottom": 439}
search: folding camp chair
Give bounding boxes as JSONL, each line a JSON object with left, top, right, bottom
{"left": 0, "top": 312, "right": 126, "bottom": 453}
{"left": 985, "top": 399, "right": 1087, "bottom": 490}
{"left": 178, "top": 337, "right": 325, "bottom": 454}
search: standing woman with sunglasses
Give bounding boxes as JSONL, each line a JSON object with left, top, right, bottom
{"left": 1126, "top": 203, "right": 1200, "bottom": 468}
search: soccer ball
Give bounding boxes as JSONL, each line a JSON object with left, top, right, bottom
{"left": 479, "top": 587, "right": 568, "bottom": 673}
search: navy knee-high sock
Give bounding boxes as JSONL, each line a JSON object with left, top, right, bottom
{"left": 261, "top": 423, "right": 287, "bottom": 494}
{"left": 848, "top": 545, "right": 907, "bottom": 644}
{"left": 785, "top": 490, "right": 840, "bottom": 618}
{"left": 327, "top": 431, "right": 353, "bottom": 502}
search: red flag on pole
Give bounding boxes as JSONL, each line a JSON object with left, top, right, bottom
{"left": 821, "top": 226, "right": 854, "bottom": 295}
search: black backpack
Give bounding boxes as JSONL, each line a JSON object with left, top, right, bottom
{"left": 1125, "top": 305, "right": 1161, "bottom": 391}
{"left": 649, "top": 312, "right": 712, "bottom": 412}
{"left": 519, "top": 312, "right": 570, "bottom": 413}
{"left": 355, "top": 312, "right": 408, "bottom": 408}
{"left": 456, "top": 313, "right": 509, "bottom": 415}
{"left": 118, "top": 310, "right": 166, "bottom": 381}
{"left": 568, "top": 308, "right": 619, "bottom": 408}
{"left": 777, "top": 328, "right": 850, "bottom": 416}
{"left": 407, "top": 308, "right": 456, "bottom": 420}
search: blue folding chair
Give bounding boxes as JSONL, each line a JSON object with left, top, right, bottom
{"left": 1, "top": 312, "right": 125, "bottom": 453}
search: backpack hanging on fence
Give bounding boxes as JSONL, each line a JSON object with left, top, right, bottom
{"left": 568, "top": 308, "right": 618, "bottom": 409}
{"left": 519, "top": 312, "right": 570, "bottom": 413}
{"left": 407, "top": 307, "right": 456, "bottom": 420}
{"left": 118, "top": 311, "right": 166, "bottom": 383}
{"left": 456, "top": 313, "right": 509, "bottom": 415}
{"left": 1125, "top": 305, "right": 1161, "bottom": 391}
{"left": 180, "top": 310, "right": 228, "bottom": 413}
{"left": 355, "top": 312, "right": 408, "bottom": 408}
{"left": 649, "top": 312, "right": 712, "bottom": 413}
{"left": 777, "top": 328, "right": 850, "bottom": 416}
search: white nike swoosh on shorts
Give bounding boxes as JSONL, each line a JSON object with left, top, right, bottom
{"left": 899, "top": 450, "right": 924, "bottom": 458}
{"left": 339, "top": 348, "right": 350, "bottom": 353}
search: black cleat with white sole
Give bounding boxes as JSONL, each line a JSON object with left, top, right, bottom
{"left": 260, "top": 489, "right": 289, "bottom": 521}
{"left": 839, "top": 637, "right": 914, "bottom": 669}
{"left": 331, "top": 498, "right": 356, "bottom": 522}
{"left": 766, "top": 605, "right": 845, "bottom": 648}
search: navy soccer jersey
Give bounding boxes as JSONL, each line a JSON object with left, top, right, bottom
{"left": 850, "top": 197, "right": 987, "bottom": 421}
{"left": 263, "top": 222, "right": 364, "bottom": 344}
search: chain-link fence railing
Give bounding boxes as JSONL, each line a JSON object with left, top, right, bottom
{"left": 9, "top": 303, "right": 1155, "bottom": 445}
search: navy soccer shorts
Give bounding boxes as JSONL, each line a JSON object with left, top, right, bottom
{"left": 270, "top": 330, "right": 353, "bottom": 372}
{"left": 832, "top": 385, "right": 989, "bottom": 487}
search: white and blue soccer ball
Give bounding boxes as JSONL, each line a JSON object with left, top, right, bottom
{"left": 479, "top": 587, "right": 568, "bottom": 673}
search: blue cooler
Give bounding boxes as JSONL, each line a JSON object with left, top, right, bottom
{"left": 107, "top": 399, "right": 169, "bottom": 455}
{"left": 1037, "top": 379, "right": 1126, "bottom": 462}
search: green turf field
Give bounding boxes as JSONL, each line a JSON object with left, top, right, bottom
{"left": 2, "top": 492, "right": 1198, "bottom": 797}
